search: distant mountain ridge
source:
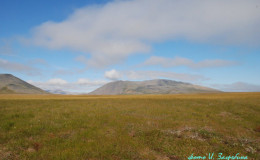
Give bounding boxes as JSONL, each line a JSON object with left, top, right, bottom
{"left": 89, "top": 79, "right": 220, "bottom": 95}
{"left": 0, "top": 74, "right": 48, "bottom": 94}
{"left": 46, "top": 89, "right": 68, "bottom": 95}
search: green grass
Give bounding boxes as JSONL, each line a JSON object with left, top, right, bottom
{"left": 0, "top": 93, "right": 259, "bottom": 159}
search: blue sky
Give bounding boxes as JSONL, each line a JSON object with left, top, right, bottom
{"left": 1, "top": 0, "right": 260, "bottom": 93}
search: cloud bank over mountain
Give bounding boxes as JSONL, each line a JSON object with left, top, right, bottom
{"left": 105, "top": 69, "right": 121, "bottom": 80}
{"left": 213, "top": 82, "right": 260, "bottom": 92}
{"left": 0, "top": 58, "right": 40, "bottom": 76}
{"left": 143, "top": 56, "right": 238, "bottom": 69}
{"left": 28, "top": 78, "right": 107, "bottom": 93}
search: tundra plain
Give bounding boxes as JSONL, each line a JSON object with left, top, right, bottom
{"left": 0, "top": 93, "right": 259, "bottom": 159}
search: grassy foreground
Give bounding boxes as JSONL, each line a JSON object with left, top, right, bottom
{"left": 0, "top": 93, "right": 259, "bottom": 160}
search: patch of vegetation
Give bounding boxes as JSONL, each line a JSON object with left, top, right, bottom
{"left": 0, "top": 93, "right": 259, "bottom": 159}
{"left": 0, "top": 86, "right": 16, "bottom": 94}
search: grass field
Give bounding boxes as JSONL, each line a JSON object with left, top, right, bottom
{"left": 0, "top": 93, "right": 259, "bottom": 160}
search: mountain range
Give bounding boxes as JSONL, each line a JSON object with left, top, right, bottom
{"left": 0, "top": 74, "right": 220, "bottom": 95}
{"left": 89, "top": 79, "right": 220, "bottom": 95}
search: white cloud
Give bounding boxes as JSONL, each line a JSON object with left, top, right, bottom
{"left": 0, "top": 58, "right": 40, "bottom": 76}
{"left": 103, "top": 70, "right": 207, "bottom": 82}
{"left": 25, "top": 0, "right": 260, "bottom": 67}
{"left": 124, "top": 70, "right": 207, "bottom": 82}
{"left": 28, "top": 78, "right": 108, "bottom": 93}
{"left": 47, "top": 78, "right": 68, "bottom": 85}
{"left": 105, "top": 69, "right": 121, "bottom": 80}
{"left": 212, "top": 82, "right": 260, "bottom": 92}
{"left": 77, "top": 78, "right": 107, "bottom": 85}
{"left": 143, "top": 56, "right": 237, "bottom": 69}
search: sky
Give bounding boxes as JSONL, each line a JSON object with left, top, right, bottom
{"left": 1, "top": 0, "right": 260, "bottom": 93}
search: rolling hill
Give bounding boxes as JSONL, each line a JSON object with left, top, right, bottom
{"left": 89, "top": 79, "right": 221, "bottom": 95}
{"left": 0, "top": 74, "right": 48, "bottom": 94}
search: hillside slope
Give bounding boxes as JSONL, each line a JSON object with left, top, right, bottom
{"left": 89, "top": 79, "right": 220, "bottom": 95}
{"left": 0, "top": 74, "right": 48, "bottom": 94}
